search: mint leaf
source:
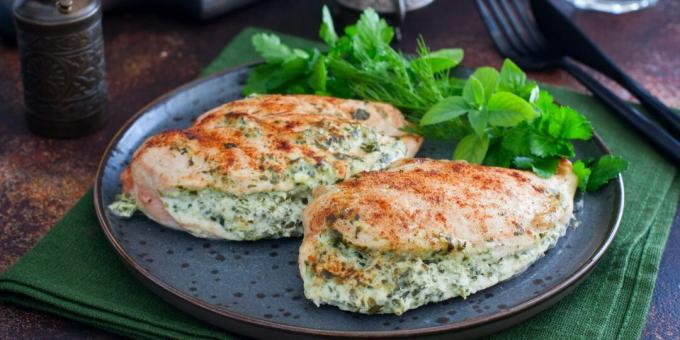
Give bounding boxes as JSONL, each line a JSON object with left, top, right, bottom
{"left": 415, "top": 48, "right": 464, "bottom": 73}
{"left": 499, "top": 59, "right": 526, "bottom": 93}
{"left": 320, "top": 6, "right": 338, "bottom": 46}
{"left": 252, "top": 33, "right": 293, "bottom": 63}
{"left": 463, "top": 76, "right": 485, "bottom": 109}
{"left": 454, "top": 133, "right": 489, "bottom": 164}
{"left": 468, "top": 109, "right": 489, "bottom": 136}
{"left": 420, "top": 96, "right": 468, "bottom": 126}
{"left": 572, "top": 160, "right": 591, "bottom": 191}
{"left": 428, "top": 48, "right": 464, "bottom": 63}
{"left": 516, "top": 82, "right": 539, "bottom": 102}
{"left": 471, "top": 67, "right": 499, "bottom": 102}
{"left": 428, "top": 49, "right": 464, "bottom": 71}
{"left": 487, "top": 91, "right": 538, "bottom": 127}
{"left": 587, "top": 155, "right": 628, "bottom": 191}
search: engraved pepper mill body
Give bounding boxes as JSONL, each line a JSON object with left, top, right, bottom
{"left": 14, "top": 0, "right": 107, "bottom": 138}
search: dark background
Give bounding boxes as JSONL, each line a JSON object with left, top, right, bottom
{"left": 0, "top": 0, "right": 678, "bottom": 338}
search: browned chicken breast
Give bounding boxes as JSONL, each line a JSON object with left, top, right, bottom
{"left": 299, "top": 158, "right": 578, "bottom": 314}
{"left": 108, "top": 94, "right": 422, "bottom": 240}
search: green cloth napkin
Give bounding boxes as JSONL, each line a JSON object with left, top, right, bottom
{"left": 1, "top": 27, "right": 677, "bottom": 340}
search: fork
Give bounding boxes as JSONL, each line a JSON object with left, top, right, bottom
{"left": 476, "top": 0, "right": 680, "bottom": 164}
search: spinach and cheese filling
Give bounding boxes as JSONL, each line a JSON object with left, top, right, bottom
{"left": 299, "top": 158, "right": 578, "bottom": 314}
{"left": 159, "top": 189, "right": 309, "bottom": 240}
{"left": 108, "top": 194, "right": 137, "bottom": 218}
{"left": 109, "top": 126, "right": 407, "bottom": 239}
{"left": 302, "top": 223, "right": 566, "bottom": 315}
{"left": 109, "top": 95, "right": 421, "bottom": 241}
{"left": 149, "top": 126, "right": 410, "bottom": 240}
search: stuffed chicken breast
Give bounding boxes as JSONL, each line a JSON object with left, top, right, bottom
{"left": 109, "top": 94, "right": 422, "bottom": 240}
{"left": 299, "top": 158, "right": 577, "bottom": 315}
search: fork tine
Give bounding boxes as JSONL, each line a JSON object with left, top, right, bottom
{"left": 485, "top": 0, "right": 531, "bottom": 57}
{"left": 476, "top": 0, "right": 521, "bottom": 60}
{"left": 497, "top": 0, "right": 541, "bottom": 54}
{"left": 510, "top": 0, "right": 551, "bottom": 53}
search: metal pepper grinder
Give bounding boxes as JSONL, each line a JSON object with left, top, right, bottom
{"left": 14, "top": 0, "right": 107, "bottom": 138}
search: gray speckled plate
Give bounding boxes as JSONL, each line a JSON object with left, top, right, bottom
{"left": 94, "top": 64, "right": 624, "bottom": 339}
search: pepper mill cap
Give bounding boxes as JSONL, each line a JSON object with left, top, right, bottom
{"left": 13, "top": 0, "right": 100, "bottom": 25}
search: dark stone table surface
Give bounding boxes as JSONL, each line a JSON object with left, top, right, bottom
{"left": 0, "top": 0, "right": 677, "bottom": 338}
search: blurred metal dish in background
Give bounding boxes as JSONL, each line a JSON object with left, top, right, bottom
{"left": 336, "top": 0, "right": 435, "bottom": 13}
{"left": 335, "top": 0, "right": 435, "bottom": 40}
{"left": 564, "top": 0, "right": 657, "bottom": 13}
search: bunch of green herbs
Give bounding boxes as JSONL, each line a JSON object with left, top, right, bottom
{"left": 244, "top": 6, "right": 626, "bottom": 191}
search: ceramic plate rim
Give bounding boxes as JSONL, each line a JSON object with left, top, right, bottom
{"left": 93, "top": 63, "right": 625, "bottom": 338}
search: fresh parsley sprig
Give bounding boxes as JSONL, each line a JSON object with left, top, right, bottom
{"left": 244, "top": 6, "right": 627, "bottom": 191}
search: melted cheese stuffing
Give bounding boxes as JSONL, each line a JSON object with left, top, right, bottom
{"left": 160, "top": 189, "right": 309, "bottom": 240}
{"left": 302, "top": 221, "right": 567, "bottom": 315}
{"left": 109, "top": 123, "right": 408, "bottom": 240}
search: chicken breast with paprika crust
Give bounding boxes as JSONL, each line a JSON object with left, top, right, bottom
{"left": 108, "top": 94, "right": 422, "bottom": 240}
{"left": 299, "top": 158, "right": 577, "bottom": 314}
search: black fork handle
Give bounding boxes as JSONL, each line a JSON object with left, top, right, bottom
{"left": 599, "top": 58, "right": 680, "bottom": 138}
{"left": 559, "top": 59, "right": 680, "bottom": 165}
{"left": 532, "top": 0, "right": 680, "bottom": 138}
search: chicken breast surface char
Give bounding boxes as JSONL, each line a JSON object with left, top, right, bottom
{"left": 300, "top": 158, "right": 577, "bottom": 314}
{"left": 110, "top": 94, "right": 422, "bottom": 240}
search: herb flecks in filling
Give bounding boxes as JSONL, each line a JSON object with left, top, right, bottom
{"left": 302, "top": 223, "right": 566, "bottom": 315}
{"left": 109, "top": 120, "right": 409, "bottom": 240}
{"left": 160, "top": 189, "right": 308, "bottom": 240}
{"left": 109, "top": 96, "right": 411, "bottom": 241}
{"left": 109, "top": 194, "right": 138, "bottom": 218}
